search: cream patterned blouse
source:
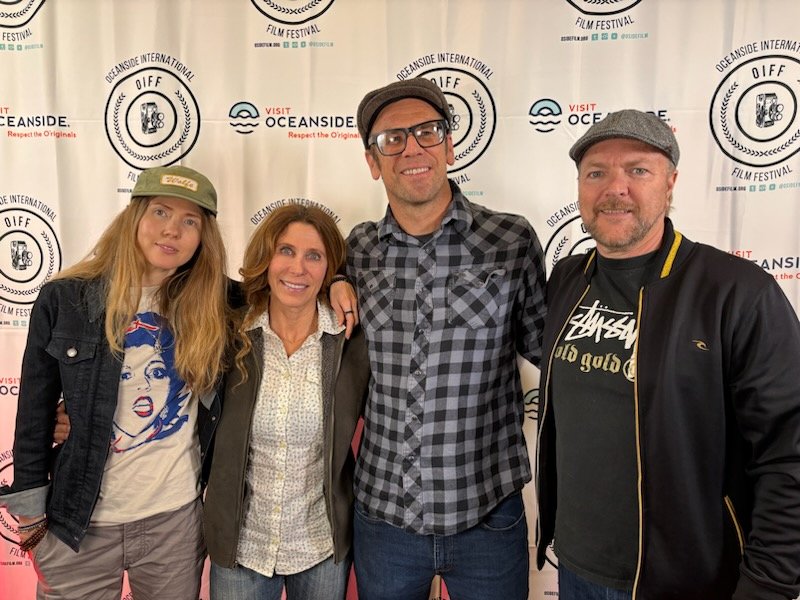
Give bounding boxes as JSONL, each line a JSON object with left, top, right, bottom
{"left": 236, "top": 303, "right": 344, "bottom": 576}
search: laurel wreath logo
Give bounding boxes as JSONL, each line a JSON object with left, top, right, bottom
{"left": 551, "top": 236, "right": 568, "bottom": 267}
{"left": 112, "top": 89, "right": 192, "bottom": 162}
{"left": 719, "top": 82, "right": 800, "bottom": 157}
{"left": 0, "top": 0, "right": 35, "bottom": 19}
{"left": 0, "top": 510, "right": 19, "bottom": 536}
{"left": 455, "top": 90, "right": 487, "bottom": 162}
{"left": 0, "top": 229, "right": 55, "bottom": 297}
{"left": 260, "top": 0, "right": 322, "bottom": 15}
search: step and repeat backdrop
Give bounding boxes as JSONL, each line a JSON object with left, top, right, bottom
{"left": 2, "top": 0, "right": 799, "bottom": 598}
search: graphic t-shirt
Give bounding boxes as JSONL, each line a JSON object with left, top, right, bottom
{"left": 91, "top": 287, "right": 199, "bottom": 524}
{"left": 551, "top": 251, "right": 656, "bottom": 590}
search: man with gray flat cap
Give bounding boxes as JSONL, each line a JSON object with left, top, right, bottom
{"left": 535, "top": 109, "right": 800, "bottom": 599}
{"left": 342, "top": 77, "right": 547, "bottom": 599}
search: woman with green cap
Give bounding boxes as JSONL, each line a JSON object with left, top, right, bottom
{"left": 1, "top": 165, "right": 233, "bottom": 599}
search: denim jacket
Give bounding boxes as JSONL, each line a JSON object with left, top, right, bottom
{"left": 0, "top": 278, "right": 221, "bottom": 551}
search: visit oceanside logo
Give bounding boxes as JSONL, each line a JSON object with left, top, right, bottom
{"left": 104, "top": 53, "right": 201, "bottom": 170}
{"left": 728, "top": 248, "right": 800, "bottom": 283}
{"left": 251, "top": 0, "right": 336, "bottom": 49}
{"left": 227, "top": 100, "right": 357, "bottom": 142}
{"left": 0, "top": 194, "right": 61, "bottom": 328}
{"left": 710, "top": 43, "right": 800, "bottom": 190}
{"left": 529, "top": 99, "right": 562, "bottom": 133}
{"left": 0, "top": 103, "right": 75, "bottom": 140}
{"left": 229, "top": 102, "right": 260, "bottom": 135}
{"left": 395, "top": 52, "right": 497, "bottom": 185}
{"left": 528, "top": 99, "right": 671, "bottom": 136}
{"left": 561, "top": 0, "right": 646, "bottom": 43}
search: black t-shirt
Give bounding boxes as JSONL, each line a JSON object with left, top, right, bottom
{"left": 551, "top": 250, "right": 656, "bottom": 590}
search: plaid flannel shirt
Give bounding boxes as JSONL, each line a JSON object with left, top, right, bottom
{"left": 347, "top": 181, "right": 546, "bottom": 535}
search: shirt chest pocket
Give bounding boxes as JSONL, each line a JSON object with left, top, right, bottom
{"left": 46, "top": 335, "right": 99, "bottom": 398}
{"left": 447, "top": 267, "right": 508, "bottom": 329}
{"left": 357, "top": 270, "right": 396, "bottom": 331}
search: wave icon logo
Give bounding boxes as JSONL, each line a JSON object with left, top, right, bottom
{"left": 229, "top": 102, "right": 260, "bottom": 135}
{"left": 529, "top": 99, "right": 562, "bottom": 133}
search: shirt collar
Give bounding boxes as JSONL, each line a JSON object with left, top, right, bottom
{"left": 377, "top": 180, "right": 472, "bottom": 241}
{"left": 250, "top": 300, "right": 344, "bottom": 338}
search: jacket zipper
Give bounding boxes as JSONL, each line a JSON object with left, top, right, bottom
{"left": 535, "top": 283, "right": 591, "bottom": 550}
{"left": 631, "top": 288, "right": 645, "bottom": 599}
{"left": 632, "top": 231, "right": 683, "bottom": 597}
{"left": 724, "top": 496, "right": 745, "bottom": 555}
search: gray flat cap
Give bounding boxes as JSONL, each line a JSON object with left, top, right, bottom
{"left": 357, "top": 77, "right": 453, "bottom": 149}
{"left": 569, "top": 109, "right": 680, "bottom": 167}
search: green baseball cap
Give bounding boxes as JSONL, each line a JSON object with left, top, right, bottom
{"left": 131, "top": 165, "right": 217, "bottom": 215}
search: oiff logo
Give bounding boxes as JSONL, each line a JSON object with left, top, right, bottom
{"left": 419, "top": 68, "right": 497, "bottom": 173}
{"left": 0, "top": 206, "right": 61, "bottom": 307}
{"left": 565, "top": 0, "right": 642, "bottom": 15}
{"left": 105, "top": 67, "right": 200, "bottom": 169}
{"left": 710, "top": 55, "right": 800, "bottom": 168}
{"left": 250, "top": 0, "right": 335, "bottom": 25}
{"left": 0, "top": 0, "right": 46, "bottom": 28}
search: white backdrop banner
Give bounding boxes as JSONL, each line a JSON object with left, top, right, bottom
{"left": 2, "top": 1, "right": 799, "bottom": 598}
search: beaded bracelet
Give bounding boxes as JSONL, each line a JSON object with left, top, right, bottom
{"left": 19, "top": 523, "right": 47, "bottom": 553}
{"left": 17, "top": 517, "right": 47, "bottom": 532}
{"left": 330, "top": 274, "right": 349, "bottom": 285}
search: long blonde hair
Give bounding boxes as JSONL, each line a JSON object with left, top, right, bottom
{"left": 234, "top": 204, "right": 346, "bottom": 379}
{"left": 57, "top": 197, "right": 230, "bottom": 395}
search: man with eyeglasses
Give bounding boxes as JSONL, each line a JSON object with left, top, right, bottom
{"left": 342, "top": 77, "right": 547, "bottom": 599}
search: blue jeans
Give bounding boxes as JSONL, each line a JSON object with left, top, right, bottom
{"left": 558, "top": 564, "right": 632, "bottom": 600}
{"left": 210, "top": 554, "right": 350, "bottom": 600}
{"left": 353, "top": 492, "right": 529, "bottom": 600}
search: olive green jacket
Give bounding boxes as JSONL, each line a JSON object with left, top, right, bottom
{"left": 203, "top": 325, "right": 369, "bottom": 566}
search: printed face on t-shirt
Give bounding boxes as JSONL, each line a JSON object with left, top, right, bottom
{"left": 117, "top": 342, "right": 172, "bottom": 437}
{"left": 110, "top": 313, "right": 190, "bottom": 453}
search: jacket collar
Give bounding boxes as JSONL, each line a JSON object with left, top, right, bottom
{"left": 581, "top": 218, "right": 693, "bottom": 284}
{"left": 83, "top": 278, "right": 107, "bottom": 323}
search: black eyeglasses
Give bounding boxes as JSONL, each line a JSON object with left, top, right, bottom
{"left": 367, "top": 119, "right": 449, "bottom": 156}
